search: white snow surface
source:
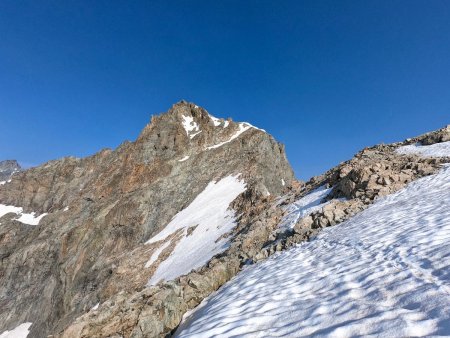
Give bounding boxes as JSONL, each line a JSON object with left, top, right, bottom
{"left": 178, "top": 156, "right": 190, "bottom": 162}
{"left": 0, "top": 181, "right": 5, "bottom": 185}
{"left": 0, "top": 323, "right": 32, "bottom": 338}
{"left": 146, "top": 175, "right": 246, "bottom": 285}
{"left": 181, "top": 115, "right": 201, "bottom": 139}
{"left": 145, "top": 239, "right": 172, "bottom": 268}
{"left": 396, "top": 141, "right": 450, "bottom": 157}
{"left": 209, "top": 114, "right": 222, "bottom": 127}
{"left": 177, "top": 164, "right": 450, "bottom": 337}
{"left": 0, "top": 204, "right": 47, "bottom": 225}
{"left": 278, "top": 185, "right": 332, "bottom": 229}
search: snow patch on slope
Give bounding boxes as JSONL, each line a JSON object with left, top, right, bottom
{"left": 0, "top": 322, "right": 32, "bottom": 338}
{"left": 209, "top": 114, "right": 222, "bottom": 127}
{"left": 181, "top": 115, "right": 201, "bottom": 139}
{"left": 177, "top": 165, "right": 450, "bottom": 337}
{"left": 396, "top": 141, "right": 450, "bottom": 157}
{"left": 146, "top": 175, "right": 246, "bottom": 285}
{"left": 145, "top": 240, "right": 172, "bottom": 268}
{"left": 279, "top": 185, "right": 332, "bottom": 229}
{"left": 0, "top": 204, "right": 47, "bottom": 225}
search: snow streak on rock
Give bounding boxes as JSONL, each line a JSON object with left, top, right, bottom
{"left": 177, "top": 164, "right": 450, "bottom": 337}
{"left": 146, "top": 175, "right": 246, "bottom": 285}
{"left": 206, "top": 123, "right": 252, "bottom": 150}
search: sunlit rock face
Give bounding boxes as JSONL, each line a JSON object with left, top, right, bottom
{"left": 0, "top": 101, "right": 294, "bottom": 337}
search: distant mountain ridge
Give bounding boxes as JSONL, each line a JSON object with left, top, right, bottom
{"left": 0, "top": 160, "right": 21, "bottom": 182}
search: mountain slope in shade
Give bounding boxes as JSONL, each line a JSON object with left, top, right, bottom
{"left": 176, "top": 141, "right": 450, "bottom": 337}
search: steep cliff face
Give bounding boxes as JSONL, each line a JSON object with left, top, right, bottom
{"left": 0, "top": 102, "right": 295, "bottom": 337}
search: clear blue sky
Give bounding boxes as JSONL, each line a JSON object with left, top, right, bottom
{"left": 1, "top": 1, "right": 449, "bottom": 180}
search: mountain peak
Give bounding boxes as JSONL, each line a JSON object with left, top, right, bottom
{"left": 0, "top": 159, "right": 21, "bottom": 182}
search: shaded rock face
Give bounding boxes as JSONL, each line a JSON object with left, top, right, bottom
{"left": 0, "top": 102, "right": 294, "bottom": 337}
{"left": 0, "top": 160, "right": 21, "bottom": 182}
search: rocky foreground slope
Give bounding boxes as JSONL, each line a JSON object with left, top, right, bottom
{"left": 0, "top": 105, "right": 449, "bottom": 337}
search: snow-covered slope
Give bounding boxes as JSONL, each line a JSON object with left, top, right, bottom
{"left": 176, "top": 145, "right": 450, "bottom": 337}
{"left": 146, "top": 175, "right": 246, "bottom": 285}
{"left": 396, "top": 140, "right": 450, "bottom": 157}
{"left": 0, "top": 323, "right": 32, "bottom": 338}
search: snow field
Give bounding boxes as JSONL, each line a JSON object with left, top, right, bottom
{"left": 176, "top": 142, "right": 450, "bottom": 337}
{"left": 146, "top": 175, "right": 246, "bottom": 285}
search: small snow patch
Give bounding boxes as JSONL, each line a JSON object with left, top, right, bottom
{"left": 91, "top": 303, "right": 99, "bottom": 311}
{"left": 281, "top": 179, "right": 285, "bottom": 186}
{"left": 0, "top": 204, "right": 47, "bottom": 225}
{"left": 396, "top": 141, "right": 450, "bottom": 157}
{"left": 16, "top": 212, "right": 48, "bottom": 226}
{"left": 209, "top": 114, "right": 222, "bottom": 127}
{"left": 0, "top": 322, "right": 32, "bottom": 338}
{"left": 178, "top": 156, "right": 190, "bottom": 162}
{"left": 181, "top": 115, "right": 201, "bottom": 139}
{"left": 63, "top": 206, "right": 69, "bottom": 212}
{"left": 145, "top": 240, "right": 172, "bottom": 268}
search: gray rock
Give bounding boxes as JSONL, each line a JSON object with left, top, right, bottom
{"left": 0, "top": 160, "right": 21, "bottom": 181}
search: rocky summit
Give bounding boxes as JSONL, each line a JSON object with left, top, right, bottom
{"left": 1, "top": 103, "right": 449, "bottom": 338}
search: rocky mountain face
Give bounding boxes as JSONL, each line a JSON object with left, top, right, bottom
{"left": 59, "top": 124, "right": 449, "bottom": 337}
{"left": 1, "top": 101, "right": 448, "bottom": 338}
{"left": 0, "top": 102, "right": 294, "bottom": 337}
{"left": 0, "top": 160, "right": 21, "bottom": 182}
